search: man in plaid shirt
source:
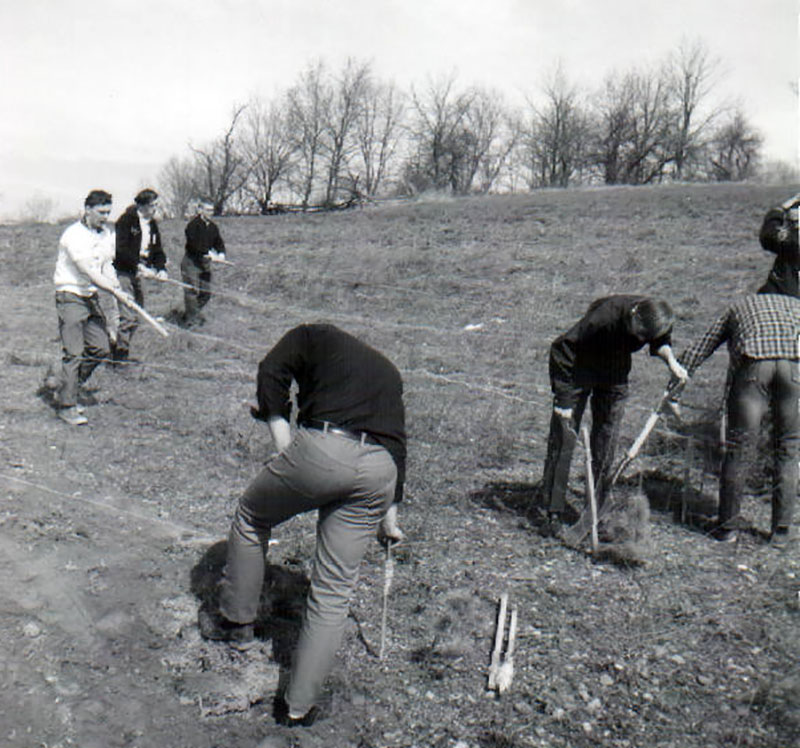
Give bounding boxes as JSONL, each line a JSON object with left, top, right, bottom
{"left": 677, "top": 294, "right": 800, "bottom": 545}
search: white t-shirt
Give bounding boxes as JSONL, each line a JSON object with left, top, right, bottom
{"left": 53, "top": 220, "right": 116, "bottom": 297}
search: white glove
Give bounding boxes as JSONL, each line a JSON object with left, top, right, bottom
{"left": 138, "top": 263, "right": 156, "bottom": 279}
{"left": 156, "top": 269, "right": 168, "bottom": 280}
{"left": 207, "top": 250, "right": 219, "bottom": 261}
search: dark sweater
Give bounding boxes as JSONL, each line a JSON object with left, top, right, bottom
{"left": 114, "top": 205, "right": 166, "bottom": 275}
{"left": 550, "top": 295, "right": 671, "bottom": 388}
{"left": 184, "top": 215, "right": 226, "bottom": 265}
{"left": 254, "top": 323, "right": 407, "bottom": 502}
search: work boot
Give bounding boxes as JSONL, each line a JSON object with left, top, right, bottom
{"left": 58, "top": 406, "right": 88, "bottom": 426}
{"left": 538, "top": 510, "right": 564, "bottom": 539}
{"left": 770, "top": 526, "right": 795, "bottom": 548}
{"left": 711, "top": 526, "right": 738, "bottom": 544}
{"left": 274, "top": 697, "right": 319, "bottom": 727}
{"left": 199, "top": 609, "right": 256, "bottom": 651}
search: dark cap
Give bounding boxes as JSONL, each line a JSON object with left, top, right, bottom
{"left": 134, "top": 188, "right": 159, "bottom": 206}
{"left": 84, "top": 189, "right": 112, "bottom": 207}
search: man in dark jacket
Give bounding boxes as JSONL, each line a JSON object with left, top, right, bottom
{"left": 200, "top": 323, "right": 406, "bottom": 728}
{"left": 181, "top": 197, "right": 226, "bottom": 327}
{"left": 539, "top": 296, "right": 687, "bottom": 534}
{"left": 758, "top": 193, "right": 800, "bottom": 297}
{"left": 113, "top": 189, "right": 167, "bottom": 361}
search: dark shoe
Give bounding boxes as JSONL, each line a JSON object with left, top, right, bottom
{"left": 539, "top": 511, "right": 564, "bottom": 538}
{"left": 199, "top": 609, "right": 256, "bottom": 650}
{"left": 274, "top": 697, "right": 319, "bottom": 728}
{"left": 181, "top": 313, "right": 206, "bottom": 329}
{"left": 711, "top": 526, "right": 738, "bottom": 543}
{"left": 770, "top": 527, "right": 794, "bottom": 548}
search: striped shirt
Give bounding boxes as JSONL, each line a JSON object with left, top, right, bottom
{"left": 679, "top": 294, "right": 800, "bottom": 376}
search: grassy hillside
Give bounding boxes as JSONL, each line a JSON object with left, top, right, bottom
{"left": 0, "top": 183, "right": 798, "bottom": 748}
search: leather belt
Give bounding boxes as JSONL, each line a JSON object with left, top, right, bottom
{"left": 304, "top": 419, "right": 379, "bottom": 446}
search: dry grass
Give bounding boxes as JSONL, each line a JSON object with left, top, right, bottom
{"left": 0, "top": 183, "right": 799, "bottom": 748}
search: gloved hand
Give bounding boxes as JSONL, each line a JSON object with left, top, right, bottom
{"left": 377, "top": 505, "right": 404, "bottom": 546}
{"left": 156, "top": 269, "right": 168, "bottom": 280}
{"left": 137, "top": 263, "right": 156, "bottom": 279}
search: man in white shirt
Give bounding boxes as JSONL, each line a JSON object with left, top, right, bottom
{"left": 52, "top": 190, "right": 132, "bottom": 425}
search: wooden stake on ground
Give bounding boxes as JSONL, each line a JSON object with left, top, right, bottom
{"left": 495, "top": 607, "right": 518, "bottom": 694}
{"left": 488, "top": 592, "right": 508, "bottom": 691}
{"left": 582, "top": 425, "right": 599, "bottom": 552}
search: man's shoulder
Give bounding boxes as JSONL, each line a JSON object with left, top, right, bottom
{"left": 59, "top": 220, "right": 89, "bottom": 244}
{"left": 737, "top": 293, "right": 800, "bottom": 316}
{"left": 116, "top": 206, "right": 138, "bottom": 227}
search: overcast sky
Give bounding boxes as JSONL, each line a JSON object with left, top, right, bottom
{"left": 0, "top": 0, "right": 796, "bottom": 219}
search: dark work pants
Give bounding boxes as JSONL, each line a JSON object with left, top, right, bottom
{"left": 720, "top": 358, "right": 800, "bottom": 532}
{"left": 116, "top": 272, "right": 143, "bottom": 355}
{"left": 55, "top": 292, "right": 110, "bottom": 407}
{"left": 541, "top": 379, "right": 628, "bottom": 513}
{"left": 181, "top": 255, "right": 211, "bottom": 320}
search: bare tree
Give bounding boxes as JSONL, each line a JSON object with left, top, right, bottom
{"left": 621, "top": 67, "right": 673, "bottom": 184}
{"left": 354, "top": 79, "right": 405, "bottom": 196}
{"left": 451, "top": 88, "right": 517, "bottom": 194}
{"left": 666, "top": 39, "right": 719, "bottom": 179}
{"left": 189, "top": 104, "right": 249, "bottom": 215}
{"left": 406, "top": 75, "right": 477, "bottom": 193}
{"left": 322, "top": 59, "right": 371, "bottom": 205}
{"left": 157, "top": 156, "right": 201, "bottom": 218}
{"left": 474, "top": 106, "right": 521, "bottom": 193}
{"left": 287, "top": 61, "right": 331, "bottom": 209}
{"left": 19, "top": 192, "right": 56, "bottom": 223}
{"left": 589, "top": 74, "right": 634, "bottom": 184}
{"left": 525, "top": 65, "right": 590, "bottom": 188}
{"left": 241, "top": 96, "right": 296, "bottom": 213}
{"left": 708, "top": 108, "right": 762, "bottom": 181}
{"left": 589, "top": 65, "right": 673, "bottom": 185}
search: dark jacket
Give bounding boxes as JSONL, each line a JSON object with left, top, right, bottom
{"left": 184, "top": 215, "right": 226, "bottom": 266}
{"left": 114, "top": 205, "right": 166, "bottom": 275}
{"left": 758, "top": 206, "right": 800, "bottom": 297}
{"left": 550, "top": 295, "right": 672, "bottom": 390}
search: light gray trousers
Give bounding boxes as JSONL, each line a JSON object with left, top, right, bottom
{"left": 219, "top": 427, "right": 397, "bottom": 714}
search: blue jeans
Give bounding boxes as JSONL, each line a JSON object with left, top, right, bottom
{"left": 720, "top": 358, "right": 800, "bottom": 532}
{"left": 55, "top": 292, "right": 110, "bottom": 407}
{"left": 219, "top": 427, "right": 397, "bottom": 714}
{"left": 541, "top": 379, "right": 628, "bottom": 513}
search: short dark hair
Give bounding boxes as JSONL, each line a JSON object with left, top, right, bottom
{"left": 84, "top": 190, "right": 112, "bottom": 208}
{"left": 632, "top": 299, "right": 674, "bottom": 340}
{"left": 135, "top": 188, "right": 159, "bottom": 206}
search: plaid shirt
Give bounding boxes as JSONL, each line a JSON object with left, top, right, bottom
{"left": 679, "top": 294, "right": 800, "bottom": 376}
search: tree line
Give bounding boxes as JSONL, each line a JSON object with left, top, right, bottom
{"left": 158, "top": 40, "right": 779, "bottom": 217}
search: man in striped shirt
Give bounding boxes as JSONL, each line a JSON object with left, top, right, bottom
{"left": 677, "top": 294, "right": 800, "bottom": 545}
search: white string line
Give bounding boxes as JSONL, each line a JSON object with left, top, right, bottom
{"left": 0, "top": 472, "right": 217, "bottom": 545}
{"left": 4, "top": 333, "right": 722, "bottom": 432}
